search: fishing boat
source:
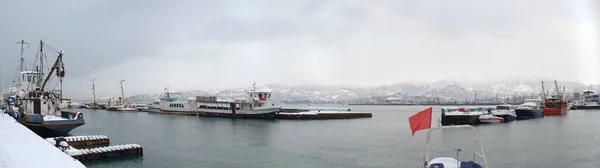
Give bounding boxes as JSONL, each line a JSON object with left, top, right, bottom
{"left": 105, "top": 80, "right": 137, "bottom": 112}
{"left": 491, "top": 104, "right": 517, "bottom": 122}
{"left": 570, "top": 88, "right": 600, "bottom": 110}
{"left": 514, "top": 99, "right": 544, "bottom": 120}
{"left": 440, "top": 107, "right": 485, "bottom": 126}
{"left": 542, "top": 81, "right": 568, "bottom": 116}
{"left": 422, "top": 125, "right": 488, "bottom": 168}
{"left": 105, "top": 97, "right": 137, "bottom": 111}
{"left": 4, "top": 40, "right": 84, "bottom": 137}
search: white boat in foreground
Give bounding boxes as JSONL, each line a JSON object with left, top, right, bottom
{"left": 423, "top": 125, "right": 488, "bottom": 168}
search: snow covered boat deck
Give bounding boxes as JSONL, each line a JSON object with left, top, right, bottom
{"left": 276, "top": 111, "right": 372, "bottom": 120}
{"left": 0, "top": 113, "right": 86, "bottom": 168}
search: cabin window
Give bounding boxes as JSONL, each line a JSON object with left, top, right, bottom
{"left": 27, "top": 76, "right": 31, "bottom": 82}
{"left": 22, "top": 75, "right": 25, "bottom": 81}
{"left": 259, "top": 94, "right": 263, "bottom": 98}
{"left": 250, "top": 94, "right": 253, "bottom": 97}
{"left": 267, "top": 94, "right": 270, "bottom": 98}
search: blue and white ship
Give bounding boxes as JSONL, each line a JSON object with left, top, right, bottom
{"left": 514, "top": 99, "right": 544, "bottom": 120}
{"left": 4, "top": 40, "right": 84, "bottom": 137}
{"left": 491, "top": 104, "right": 517, "bottom": 122}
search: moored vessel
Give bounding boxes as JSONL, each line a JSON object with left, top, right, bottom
{"left": 514, "top": 99, "right": 544, "bottom": 120}
{"left": 440, "top": 107, "right": 485, "bottom": 126}
{"left": 542, "top": 81, "right": 568, "bottom": 116}
{"left": 570, "top": 88, "right": 600, "bottom": 110}
{"left": 154, "top": 83, "right": 281, "bottom": 119}
{"left": 193, "top": 83, "right": 280, "bottom": 119}
{"left": 410, "top": 108, "right": 487, "bottom": 168}
{"left": 491, "top": 104, "right": 517, "bottom": 122}
{"left": 105, "top": 80, "right": 137, "bottom": 112}
{"left": 421, "top": 125, "right": 488, "bottom": 168}
{"left": 4, "top": 40, "right": 85, "bottom": 137}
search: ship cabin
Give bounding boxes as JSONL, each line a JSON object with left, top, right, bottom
{"left": 19, "top": 71, "right": 43, "bottom": 91}
{"left": 195, "top": 96, "right": 235, "bottom": 110}
{"left": 583, "top": 90, "right": 599, "bottom": 102}
{"left": 246, "top": 90, "right": 272, "bottom": 103}
{"left": 159, "top": 92, "right": 182, "bottom": 102}
{"left": 544, "top": 94, "right": 567, "bottom": 108}
{"left": 193, "top": 90, "right": 275, "bottom": 111}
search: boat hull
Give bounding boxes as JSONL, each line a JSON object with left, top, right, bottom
{"left": 544, "top": 107, "right": 567, "bottom": 116}
{"left": 23, "top": 120, "right": 85, "bottom": 138}
{"left": 515, "top": 109, "right": 544, "bottom": 120}
{"left": 441, "top": 115, "right": 480, "bottom": 126}
{"left": 495, "top": 114, "right": 516, "bottom": 122}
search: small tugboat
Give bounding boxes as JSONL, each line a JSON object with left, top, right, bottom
{"left": 440, "top": 107, "right": 485, "bottom": 126}
{"left": 5, "top": 40, "right": 84, "bottom": 137}
{"left": 409, "top": 107, "right": 488, "bottom": 168}
{"left": 542, "top": 81, "right": 568, "bottom": 116}
{"left": 515, "top": 99, "right": 544, "bottom": 120}
{"left": 570, "top": 88, "right": 600, "bottom": 110}
{"left": 491, "top": 104, "right": 517, "bottom": 122}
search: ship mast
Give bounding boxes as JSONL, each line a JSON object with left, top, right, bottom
{"left": 16, "top": 39, "right": 30, "bottom": 73}
{"left": 38, "top": 40, "right": 44, "bottom": 87}
{"left": 541, "top": 81, "right": 546, "bottom": 102}
{"left": 119, "top": 80, "right": 125, "bottom": 105}
{"left": 92, "top": 79, "right": 97, "bottom": 105}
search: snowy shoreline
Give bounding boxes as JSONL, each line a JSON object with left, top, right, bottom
{"left": 0, "top": 113, "right": 86, "bottom": 168}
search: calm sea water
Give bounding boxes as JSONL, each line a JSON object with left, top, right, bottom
{"left": 70, "top": 105, "right": 600, "bottom": 168}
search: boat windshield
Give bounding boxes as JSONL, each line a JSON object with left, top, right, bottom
{"left": 496, "top": 106, "right": 510, "bottom": 110}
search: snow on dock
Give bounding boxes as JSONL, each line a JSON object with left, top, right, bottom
{"left": 279, "top": 106, "right": 352, "bottom": 113}
{"left": 46, "top": 135, "right": 110, "bottom": 148}
{"left": 276, "top": 111, "right": 372, "bottom": 120}
{"left": 0, "top": 113, "right": 86, "bottom": 168}
{"left": 45, "top": 135, "right": 144, "bottom": 161}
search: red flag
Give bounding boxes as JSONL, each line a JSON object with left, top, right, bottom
{"left": 409, "top": 107, "right": 432, "bottom": 135}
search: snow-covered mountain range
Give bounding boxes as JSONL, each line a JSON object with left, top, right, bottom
{"left": 123, "top": 80, "right": 599, "bottom": 104}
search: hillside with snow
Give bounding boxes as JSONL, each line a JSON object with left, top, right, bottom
{"left": 121, "top": 80, "right": 596, "bottom": 104}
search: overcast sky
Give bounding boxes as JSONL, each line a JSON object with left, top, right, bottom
{"left": 1, "top": 0, "right": 599, "bottom": 99}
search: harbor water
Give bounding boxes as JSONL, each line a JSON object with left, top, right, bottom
{"left": 71, "top": 105, "right": 600, "bottom": 167}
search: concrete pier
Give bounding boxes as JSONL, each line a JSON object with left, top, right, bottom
{"left": 276, "top": 111, "right": 372, "bottom": 120}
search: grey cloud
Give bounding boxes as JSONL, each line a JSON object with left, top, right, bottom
{"left": 1, "top": 0, "right": 598, "bottom": 99}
